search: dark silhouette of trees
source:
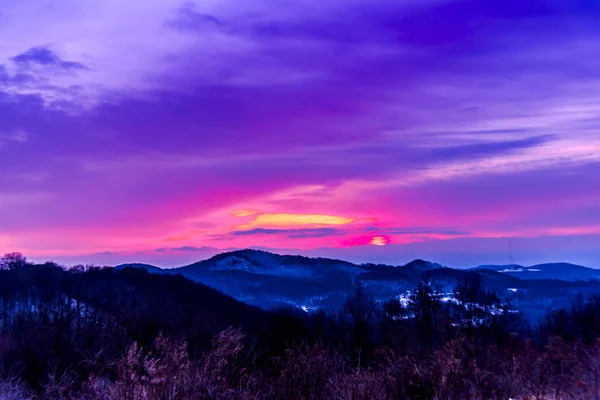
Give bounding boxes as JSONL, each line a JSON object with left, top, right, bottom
{"left": 409, "top": 281, "right": 448, "bottom": 357}
{"left": 341, "top": 282, "right": 380, "bottom": 367}
{"left": 0, "top": 252, "right": 28, "bottom": 270}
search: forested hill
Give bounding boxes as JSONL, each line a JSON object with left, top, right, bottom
{"left": 0, "top": 264, "right": 278, "bottom": 389}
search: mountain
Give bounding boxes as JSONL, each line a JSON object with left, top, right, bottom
{"left": 110, "top": 250, "right": 600, "bottom": 319}
{"left": 471, "top": 262, "right": 600, "bottom": 281}
{"left": 180, "top": 249, "right": 359, "bottom": 277}
{"left": 114, "top": 263, "right": 164, "bottom": 274}
{"left": 169, "top": 249, "right": 517, "bottom": 310}
{"left": 174, "top": 249, "right": 363, "bottom": 310}
{"left": 403, "top": 259, "right": 447, "bottom": 270}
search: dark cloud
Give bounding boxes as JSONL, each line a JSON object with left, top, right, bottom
{"left": 0, "top": 64, "right": 37, "bottom": 87}
{"left": 164, "top": 4, "right": 222, "bottom": 32}
{"left": 220, "top": 226, "right": 467, "bottom": 240}
{"left": 12, "top": 47, "right": 87, "bottom": 71}
{"left": 428, "top": 135, "right": 555, "bottom": 160}
{"left": 155, "top": 246, "right": 217, "bottom": 253}
{"left": 94, "top": 251, "right": 119, "bottom": 256}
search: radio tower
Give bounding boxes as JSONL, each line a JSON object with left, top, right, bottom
{"left": 508, "top": 239, "right": 515, "bottom": 265}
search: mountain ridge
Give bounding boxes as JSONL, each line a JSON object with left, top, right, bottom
{"left": 114, "top": 263, "right": 164, "bottom": 273}
{"left": 470, "top": 262, "right": 600, "bottom": 281}
{"left": 112, "top": 249, "right": 600, "bottom": 314}
{"left": 115, "top": 249, "right": 598, "bottom": 278}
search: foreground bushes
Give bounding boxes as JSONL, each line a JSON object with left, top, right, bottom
{"left": 10, "top": 329, "right": 594, "bottom": 400}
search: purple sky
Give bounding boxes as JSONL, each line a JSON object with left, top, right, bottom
{"left": 1, "top": 0, "right": 599, "bottom": 268}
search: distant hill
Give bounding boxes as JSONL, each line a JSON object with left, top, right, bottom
{"left": 169, "top": 249, "right": 518, "bottom": 310}
{"left": 180, "top": 249, "right": 358, "bottom": 275}
{"left": 174, "top": 249, "right": 363, "bottom": 309}
{"left": 471, "top": 262, "right": 600, "bottom": 281}
{"left": 110, "top": 250, "right": 600, "bottom": 317}
{"left": 114, "top": 263, "right": 164, "bottom": 274}
{"left": 403, "top": 259, "right": 447, "bottom": 271}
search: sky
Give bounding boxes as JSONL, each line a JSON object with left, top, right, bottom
{"left": 0, "top": 0, "right": 599, "bottom": 268}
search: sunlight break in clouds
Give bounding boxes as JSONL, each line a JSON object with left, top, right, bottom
{"left": 370, "top": 236, "right": 390, "bottom": 246}
{"left": 236, "top": 213, "right": 354, "bottom": 231}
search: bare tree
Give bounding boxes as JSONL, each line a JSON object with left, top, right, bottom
{"left": 0, "top": 252, "right": 28, "bottom": 270}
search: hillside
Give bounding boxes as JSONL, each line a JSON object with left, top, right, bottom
{"left": 108, "top": 250, "right": 598, "bottom": 315}
{"left": 471, "top": 262, "right": 600, "bottom": 281}
{"left": 111, "top": 250, "right": 600, "bottom": 318}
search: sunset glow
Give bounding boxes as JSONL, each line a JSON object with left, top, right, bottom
{"left": 237, "top": 213, "right": 355, "bottom": 230}
{"left": 0, "top": 0, "right": 599, "bottom": 268}
{"left": 370, "top": 236, "right": 390, "bottom": 247}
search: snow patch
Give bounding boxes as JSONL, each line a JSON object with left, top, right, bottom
{"left": 440, "top": 296, "right": 461, "bottom": 305}
{"left": 501, "top": 268, "right": 523, "bottom": 272}
{"left": 299, "top": 305, "right": 318, "bottom": 313}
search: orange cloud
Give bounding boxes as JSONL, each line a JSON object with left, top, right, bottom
{"left": 237, "top": 213, "right": 353, "bottom": 230}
